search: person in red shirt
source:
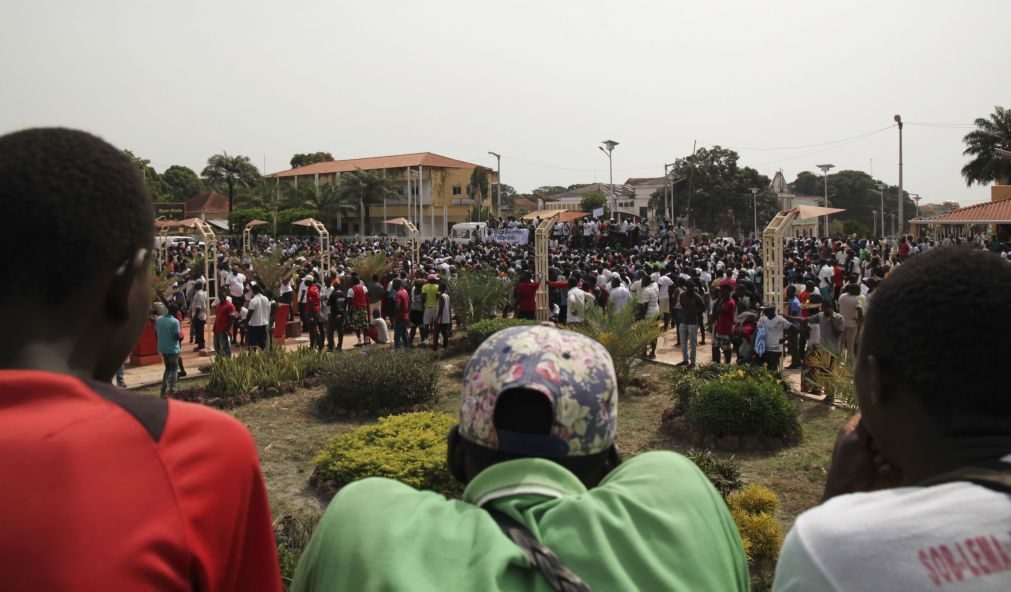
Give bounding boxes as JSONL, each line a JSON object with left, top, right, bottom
{"left": 304, "top": 275, "right": 322, "bottom": 350}
{"left": 213, "top": 295, "right": 237, "bottom": 358}
{"left": 392, "top": 278, "right": 411, "bottom": 349}
{"left": 711, "top": 283, "right": 736, "bottom": 363}
{"left": 0, "top": 128, "right": 282, "bottom": 591}
{"left": 514, "top": 271, "right": 569, "bottom": 320}
{"left": 832, "top": 262, "right": 845, "bottom": 305}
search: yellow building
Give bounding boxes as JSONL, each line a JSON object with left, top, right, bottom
{"left": 265, "top": 152, "right": 498, "bottom": 237}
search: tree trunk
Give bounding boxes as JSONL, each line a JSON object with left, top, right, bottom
{"left": 227, "top": 180, "right": 235, "bottom": 214}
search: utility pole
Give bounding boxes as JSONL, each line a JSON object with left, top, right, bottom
{"left": 876, "top": 183, "right": 886, "bottom": 238}
{"left": 749, "top": 188, "right": 759, "bottom": 241}
{"left": 686, "top": 140, "right": 696, "bottom": 231}
{"left": 663, "top": 162, "right": 673, "bottom": 223}
{"left": 817, "top": 164, "right": 835, "bottom": 237}
{"left": 488, "top": 151, "right": 501, "bottom": 217}
{"left": 895, "top": 114, "right": 904, "bottom": 236}
{"left": 599, "top": 140, "right": 619, "bottom": 219}
{"left": 871, "top": 209, "right": 878, "bottom": 238}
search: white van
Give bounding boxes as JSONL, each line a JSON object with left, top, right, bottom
{"left": 450, "top": 222, "right": 490, "bottom": 245}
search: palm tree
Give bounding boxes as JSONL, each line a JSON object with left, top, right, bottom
{"left": 572, "top": 299, "right": 660, "bottom": 394}
{"left": 337, "top": 169, "right": 401, "bottom": 236}
{"left": 469, "top": 167, "right": 490, "bottom": 203}
{"left": 283, "top": 182, "right": 356, "bottom": 232}
{"left": 201, "top": 152, "right": 261, "bottom": 213}
{"left": 962, "top": 105, "right": 1011, "bottom": 186}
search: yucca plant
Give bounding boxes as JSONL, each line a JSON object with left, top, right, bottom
{"left": 249, "top": 249, "right": 296, "bottom": 300}
{"left": 448, "top": 270, "right": 510, "bottom": 327}
{"left": 572, "top": 298, "right": 661, "bottom": 394}
{"left": 806, "top": 345, "right": 858, "bottom": 410}
{"left": 351, "top": 252, "right": 393, "bottom": 282}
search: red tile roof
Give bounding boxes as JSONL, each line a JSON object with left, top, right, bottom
{"left": 266, "top": 152, "right": 488, "bottom": 178}
{"left": 912, "top": 198, "right": 1011, "bottom": 224}
{"left": 625, "top": 177, "right": 666, "bottom": 186}
{"left": 512, "top": 198, "right": 537, "bottom": 210}
{"left": 186, "top": 192, "right": 230, "bottom": 214}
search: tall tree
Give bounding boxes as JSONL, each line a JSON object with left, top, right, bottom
{"left": 962, "top": 105, "right": 1011, "bottom": 186}
{"left": 290, "top": 151, "right": 335, "bottom": 169}
{"left": 284, "top": 182, "right": 356, "bottom": 231}
{"left": 789, "top": 171, "right": 822, "bottom": 196}
{"left": 337, "top": 169, "right": 401, "bottom": 235}
{"left": 123, "top": 149, "right": 170, "bottom": 201}
{"left": 469, "top": 167, "right": 490, "bottom": 202}
{"left": 669, "top": 146, "right": 773, "bottom": 234}
{"left": 201, "top": 152, "right": 261, "bottom": 213}
{"left": 161, "top": 165, "right": 203, "bottom": 202}
{"left": 580, "top": 192, "right": 608, "bottom": 215}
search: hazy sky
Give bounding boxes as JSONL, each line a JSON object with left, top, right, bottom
{"left": 2, "top": 0, "right": 1007, "bottom": 205}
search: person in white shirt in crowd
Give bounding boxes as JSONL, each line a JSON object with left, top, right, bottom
{"left": 608, "top": 277, "right": 631, "bottom": 312}
{"left": 566, "top": 277, "right": 588, "bottom": 325}
{"left": 774, "top": 247, "right": 1011, "bottom": 592}
{"left": 757, "top": 304, "right": 792, "bottom": 371}
{"left": 246, "top": 284, "right": 271, "bottom": 350}
{"left": 189, "top": 278, "right": 208, "bottom": 351}
{"left": 836, "top": 280, "right": 865, "bottom": 360}
{"left": 640, "top": 275, "right": 660, "bottom": 358}
{"left": 368, "top": 308, "right": 390, "bottom": 345}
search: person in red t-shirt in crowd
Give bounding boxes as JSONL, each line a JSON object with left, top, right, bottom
{"left": 304, "top": 275, "right": 322, "bottom": 350}
{"left": 513, "top": 271, "right": 570, "bottom": 320}
{"left": 213, "top": 295, "right": 237, "bottom": 358}
{"left": 710, "top": 283, "right": 737, "bottom": 363}
{"left": 832, "top": 261, "right": 845, "bottom": 305}
{"left": 0, "top": 128, "right": 281, "bottom": 591}
{"left": 392, "top": 278, "right": 411, "bottom": 349}
{"left": 348, "top": 272, "right": 371, "bottom": 347}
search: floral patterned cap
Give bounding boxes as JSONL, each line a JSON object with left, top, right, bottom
{"left": 459, "top": 324, "right": 618, "bottom": 457}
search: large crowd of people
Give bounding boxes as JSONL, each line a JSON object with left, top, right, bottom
{"left": 2, "top": 128, "right": 1009, "bottom": 591}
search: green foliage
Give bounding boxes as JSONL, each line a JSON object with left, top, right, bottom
{"left": 468, "top": 204, "right": 491, "bottom": 222}
{"left": 469, "top": 166, "right": 490, "bottom": 201}
{"left": 274, "top": 513, "right": 320, "bottom": 591}
{"left": 313, "top": 412, "right": 461, "bottom": 494}
{"left": 250, "top": 249, "right": 297, "bottom": 301}
{"left": 579, "top": 191, "right": 608, "bottom": 215}
{"left": 466, "top": 318, "right": 538, "bottom": 350}
{"left": 162, "top": 165, "right": 204, "bottom": 202}
{"left": 230, "top": 207, "right": 272, "bottom": 235}
{"left": 321, "top": 348, "right": 441, "bottom": 413}
{"left": 962, "top": 105, "right": 1011, "bottom": 186}
{"left": 337, "top": 168, "right": 401, "bottom": 234}
{"left": 290, "top": 151, "right": 335, "bottom": 169}
{"left": 669, "top": 146, "right": 774, "bottom": 234}
{"left": 124, "top": 149, "right": 171, "bottom": 202}
{"left": 806, "top": 346, "right": 859, "bottom": 410}
{"left": 448, "top": 270, "right": 510, "bottom": 328}
{"left": 350, "top": 252, "right": 393, "bottom": 283}
{"left": 207, "top": 346, "right": 328, "bottom": 398}
{"left": 572, "top": 299, "right": 660, "bottom": 394}
{"left": 679, "top": 365, "right": 800, "bottom": 439}
{"left": 729, "top": 485, "right": 783, "bottom": 570}
{"left": 283, "top": 182, "right": 352, "bottom": 232}
{"left": 201, "top": 151, "right": 261, "bottom": 212}
{"left": 683, "top": 449, "right": 743, "bottom": 498}
{"left": 277, "top": 208, "right": 323, "bottom": 235}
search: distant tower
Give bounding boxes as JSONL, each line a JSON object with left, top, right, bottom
{"left": 769, "top": 169, "right": 792, "bottom": 211}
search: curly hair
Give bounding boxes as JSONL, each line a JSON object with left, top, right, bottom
{"left": 0, "top": 128, "right": 153, "bottom": 305}
{"left": 863, "top": 247, "right": 1011, "bottom": 432}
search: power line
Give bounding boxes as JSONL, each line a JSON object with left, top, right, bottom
{"left": 698, "top": 125, "right": 895, "bottom": 151}
{"left": 501, "top": 154, "right": 658, "bottom": 174}
{"left": 749, "top": 126, "right": 894, "bottom": 167}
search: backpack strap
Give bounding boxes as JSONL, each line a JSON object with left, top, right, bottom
{"left": 917, "top": 460, "right": 1011, "bottom": 494}
{"left": 485, "top": 508, "right": 592, "bottom": 592}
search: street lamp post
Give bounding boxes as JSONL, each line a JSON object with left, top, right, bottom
{"left": 871, "top": 209, "right": 878, "bottom": 237}
{"left": 749, "top": 187, "right": 759, "bottom": 241}
{"left": 488, "top": 151, "right": 501, "bottom": 218}
{"left": 816, "top": 164, "right": 835, "bottom": 237}
{"left": 876, "top": 183, "right": 886, "bottom": 238}
{"left": 895, "top": 114, "right": 904, "bottom": 236}
{"left": 663, "top": 162, "right": 674, "bottom": 223}
{"left": 911, "top": 193, "right": 921, "bottom": 218}
{"left": 599, "top": 140, "right": 619, "bottom": 219}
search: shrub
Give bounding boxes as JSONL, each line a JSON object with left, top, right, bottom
{"left": 806, "top": 346, "right": 859, "bottom": 410}
{"left": 682, "top": 366, "right": 800, "bottom": 439}
{"left": 573, "top": 298, "right": 660, "bottom": 394}
{"left": 466, "top": 318, "right": 538, "bottom": 350}
{"left": 312, "top": 412, "right": 461, "bottom": 495}
{"left": 206, "top": 346, "right": 328, "bottom": 399}
{"left": 321, "top": 348, "right": 440, "bottom": 413}
{"left": 728, "top": 483, "right": 779, "bottom": 516}
{"left": 274, "top": 513, "right": 320, "bottom": 591}
{"left": 684, "top": 449, "right": 743, "bottom": 498}
{"left": 449, "top": 270, "right": 511, "bottom": 328}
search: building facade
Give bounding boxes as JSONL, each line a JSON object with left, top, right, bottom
{"left": 265, "top": 152, "right": 498, "bottom": 237}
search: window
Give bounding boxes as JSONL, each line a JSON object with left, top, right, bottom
{"left": 452, "top": 185, "right": 462, "bottom": 195}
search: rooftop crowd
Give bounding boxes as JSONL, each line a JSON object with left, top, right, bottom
{"left": 3, "top": 128, "right": 1009, "bottom": 591}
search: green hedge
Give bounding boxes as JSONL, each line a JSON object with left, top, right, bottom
{"left": 682, "top": 366, "right": 800, "bottom": 439}
{"left": 466, "top": 318, "right": 537, "bottom": 350}
{"left": 313, "top": 412, "right": 461, "bottom": 494}
{"left": 321, "top": 348, "right": 441, "bottom": 413}
{"left": 207, "top": 346, "right": 328, "bottom": 399}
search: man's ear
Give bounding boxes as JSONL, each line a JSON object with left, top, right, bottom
{"left": 447, "top": 425, "right": 468, "bottom": 485}
{"left": 106, "top": 248, "right": 149, "bottom": 321}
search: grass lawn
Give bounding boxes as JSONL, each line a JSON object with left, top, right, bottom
{"left": 216, "top": 351, "right": 843, "bottom": 534}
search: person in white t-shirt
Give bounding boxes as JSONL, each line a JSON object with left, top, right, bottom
{"left": 774, "top": 248, "right": 1011, "bottom": 591}
{"left": 566, "top": 277, "right": 588, "bottom": 325}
